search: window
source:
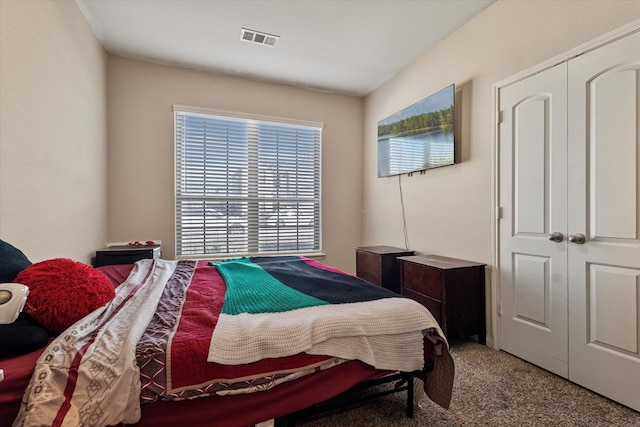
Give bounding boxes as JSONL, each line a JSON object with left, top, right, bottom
{"left": 174, "top": 106, "right": 322, "bottom": 257}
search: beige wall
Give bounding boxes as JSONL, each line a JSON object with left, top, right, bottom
{"left": 1, "top": 0, "right": 637, "bottom": 288}
{"left": 0, "top": 0, "right": 108, "bottom": 263}
{"left": 363, "top": 1, "right": 640, "bottom": 343}
{"left": 107, "top": 57, "right": 363, "bottom": 272}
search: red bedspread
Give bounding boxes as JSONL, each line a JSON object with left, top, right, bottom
{"left": 138, "top": 260, "right": 335, "bottom": 402}
{"left": 0, "top": 346, "right": 48, "bottom": 427}
{"left": 6, "top": 259, "right": 452, "bottom": 427}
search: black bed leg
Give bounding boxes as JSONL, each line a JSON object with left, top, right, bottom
{"left": 274, "top": 415, "right": 295, "bottom": 427}
{"left": 406, "top": 375, "right": 414, "bottom": 418}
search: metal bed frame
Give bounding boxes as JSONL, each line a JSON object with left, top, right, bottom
{"left": 275, "top": 366, "right": 430, "bottom": 426}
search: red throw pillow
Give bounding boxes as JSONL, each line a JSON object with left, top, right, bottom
{"left": 15, "top": 258, "right": 116, "bottom": 334}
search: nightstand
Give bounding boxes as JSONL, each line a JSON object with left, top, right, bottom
{"left": 399, "top": 255, "right": 486, "bottom": 344}
{"left": 355, "top": 246, "right": 414, "bottom": 293}
{"left": 94, "top": 244, "right": 161, "bottom": 267}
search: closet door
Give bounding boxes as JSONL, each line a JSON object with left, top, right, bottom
{"left": 498, "top": 62, "right": 569, "bottom": 377}
{"left": 567, "top": 30, "right": 640, "bottom": 411}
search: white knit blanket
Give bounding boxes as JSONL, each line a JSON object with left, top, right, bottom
{"left": 208, "top": 297, "right": 443, "bottom": 373}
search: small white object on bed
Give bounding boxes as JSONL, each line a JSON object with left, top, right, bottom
{"left": 0, "top": 283, "right": 29, "bottom": 324}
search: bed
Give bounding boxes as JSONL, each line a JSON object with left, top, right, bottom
{"left": 1, "top": 254, "right": 454, "bottom": 427}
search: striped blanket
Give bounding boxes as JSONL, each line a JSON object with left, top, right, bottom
{"left": 14, "top": 259, "right": 176, "bottom": 427}
{"left": 208, "top": 256, "right": 442, "bottom": 372}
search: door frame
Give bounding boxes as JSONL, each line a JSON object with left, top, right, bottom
{"left": 490, "top": 19, "right": 640, "bottom": 350}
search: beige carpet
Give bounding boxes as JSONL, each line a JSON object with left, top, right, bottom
{"left": 299, "top": 339, "right": 640, "bottom": 426}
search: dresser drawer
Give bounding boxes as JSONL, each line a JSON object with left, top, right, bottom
{"left": 399, "top": 255, "right": 486, "bottom": 344}
{"left": 402, "top": 261, "right": 443, "bottom": 299}
{"left": 403, "top": 288, "right": 442, "bottom": 326}
{"left": 356, "top": 250, "right": 381, "bottom": 285}
{"left": 355, "top": 246, "right": 414, "bottom": 293}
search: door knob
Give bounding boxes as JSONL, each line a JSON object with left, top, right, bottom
{"left": 569, "top": 233, "right": 586, "bottom": 244}
{"left": 548, "top": 232, "right": 564, "bottom": 242}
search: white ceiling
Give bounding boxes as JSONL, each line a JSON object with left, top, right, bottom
{"left": 76, "top": 0, "right": 495, "bottom": 97}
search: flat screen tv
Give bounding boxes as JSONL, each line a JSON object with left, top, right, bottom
{"left": 377, "top": 84, "right": 455, "bottom": 177}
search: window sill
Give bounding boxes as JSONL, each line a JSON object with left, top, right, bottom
{"left": 177, "top": 251, "right": 326, "bottom": 262}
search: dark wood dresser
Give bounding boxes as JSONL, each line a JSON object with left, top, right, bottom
{"left": 399, "top": 255, "right": 486, "bottom": 344}
{"left": 355, "top": 246, "right": 414, "bottom": 293}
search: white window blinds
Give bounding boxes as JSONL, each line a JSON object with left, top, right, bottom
{"left": 174, "top": 107, "right": 322, "bottom": 257}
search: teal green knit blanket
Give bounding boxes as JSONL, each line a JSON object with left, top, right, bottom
{"left": 214, "top": 257, "right": 329, "bottom": 315}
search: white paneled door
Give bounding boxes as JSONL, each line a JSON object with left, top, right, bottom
{"left": 498, "top": 61, "right": 569, "bottom": 378}
{"left": 499, "top": 29, "right": 640, "bottom": 410}
{"left": 566, "top": 30, "right": 640, "bottom": 411}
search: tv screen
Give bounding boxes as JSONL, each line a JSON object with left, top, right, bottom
{"left": 377, "top": 84, "right": 455, "bottom": 177}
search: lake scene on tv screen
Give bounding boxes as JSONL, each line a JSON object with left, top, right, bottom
{"left": 377, "top": 84, "right": 454, "bottom": 177}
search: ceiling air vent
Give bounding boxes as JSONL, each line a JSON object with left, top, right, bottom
{"left": 240, "top": 28, "right": 279, "bottom": 47}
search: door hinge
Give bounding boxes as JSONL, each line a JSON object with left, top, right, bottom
{"left": 497, "top": 206, "right": 504, "bottom": 220}
{"left": 497, "top": 110, "right": 504, "bottom": 123}
{"left": 497, "top": 303, "right": 501, "bottom": 317}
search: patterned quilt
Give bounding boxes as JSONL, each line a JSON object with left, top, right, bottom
{"left": 14, "top": 257, "right": 451, "bottom": 427}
